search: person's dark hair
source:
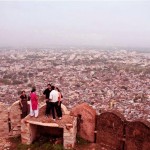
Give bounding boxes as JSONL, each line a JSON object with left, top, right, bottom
{"left": 56, "top": 87, "right": 60, "bottom": 92}
{"left": 31, "top": 87, "right": 36, "bottom": 92}
{"left": 51, "top": 85, "right": 55, "bottom": 91}
{"left": 47, "top": 84, "right": 51, "bottom": 86}
{"left": 21, "top": 90, "right": 25, "bottom": 94}
{"left": 56, "top": 87, "right": 63, "bottom": 98}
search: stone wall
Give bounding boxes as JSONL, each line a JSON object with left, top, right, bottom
{"left": 21, "top": 103, "right": 77, "bottom": 149}
{"left": 125, "top": 121, "right": 150, "bottom": 150}
{"left": 63, "top": 117, "right": 77, "bottom": 149}
{"left": 0, "top": 102, "right": 9, "bottom": 138}
{"left": 9, "top": 101, "right": 22, "bottom": 136}
{"left": 21, "top": 120, "right": 31, "bottom": 144}
{"left": 96, "top": 111, "right": 125, "bottom": 149}
{"left": 0, "top": 101, "right": 26, "bottom": 138}
{"left": 70, "top": 103, "right": 96, "bottom": 142}
{"left": 96, "top": 111, "right": 150, "bottom": 150}
{"left": 0, "top": 101, "right": 150, "bottom": 150}
{"left": 0, "top": 99, "right": 71, "bottom": 141}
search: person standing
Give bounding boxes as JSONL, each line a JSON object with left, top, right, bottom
{"left": 19, "top": 90, "right": 28, "bottom": 119}
{"left": 30, "top": 87, "right": 39, "bottom": 118}
{"left": 56, "top": 87, "right": 63, "bottom": 120}
{"left": 49, "top": 86, "right": 59, "bottom": 121}
{"left": 43, "top": 84, "right": 52, "bottom": 117}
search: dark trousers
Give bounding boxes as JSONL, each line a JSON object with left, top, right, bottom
{"left": 45, "top": 101, "right": 51, "bottom": 116}
{"left": 51, "top": 102, "right": 58, "bottom": 119}
{"left": 57, "top": 101, "right": 62, "bottom": 118}
{"left": 21, "top": 111, "right": 28, "bottom": 119}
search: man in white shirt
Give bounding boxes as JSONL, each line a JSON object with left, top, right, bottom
{"left": 49, "top": 86, "right": 59, "bottom": 121}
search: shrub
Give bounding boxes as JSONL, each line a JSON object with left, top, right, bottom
{"left": 76, "top": 135, "right": 90, "bottom": 145}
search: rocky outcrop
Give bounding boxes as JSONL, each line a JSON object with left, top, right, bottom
{"left": 70, "top": 103, "right": 96, "bottom": 142}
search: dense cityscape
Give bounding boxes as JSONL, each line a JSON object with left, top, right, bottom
{"left": 0, "top": 48, "right": 150, "bottom": 122}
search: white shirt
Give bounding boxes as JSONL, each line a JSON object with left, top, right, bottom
{"left": 49, "top": 90, "right": 59, "bottom": 102}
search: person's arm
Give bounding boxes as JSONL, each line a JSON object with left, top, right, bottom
{"left": 43, "top": 90, "right": 46, "bottom": 98}
{"left": 27, "top": 95, "right": 30, "bottom": 101}
{"left": 43, "top": 90, "right": 48, "bottom": 102}
{"left": 61, "top": 93, "right": 63, "bottom": 98}
{"left": 58, "top": 92, "right": 61, "bottom": 105}
{"left": 49, "top": 91, "right": 52, "bottom": 101}
{"left": 19, "top": 96, "right": 23, "bottom": 107}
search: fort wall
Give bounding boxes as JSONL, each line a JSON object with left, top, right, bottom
{"left": 0, "top": 102, "right": 150, "bottom": 149}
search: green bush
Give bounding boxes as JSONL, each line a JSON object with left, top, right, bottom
{"left": 76, "top": 135, "right": 90, "bottom": 145}
{"left": 8, "top": 136, "right": 64, "bottom": 150}
{"left": 9, "top": 136, "right": 21, "bottom": 144}
{"left": 53, "top": 144, "right": 64, "bottom": 150}
{"left": 40, "top": 143, "right": 53, "bottom": 150}
{"left": 15, "top": 143, "right": 29, "bottom": 150}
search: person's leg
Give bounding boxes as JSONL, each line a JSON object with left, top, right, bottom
{"left": 22, "top": 111, "right": 28, "bottom": 118}
{"left": 29, "top": 101, "right": 34, "bottom": 116}
{"left": 51, "top": 102, "right": 56, "bottom": 120}
{"left": 21, "top": 111, "right": 25, "bottom": 119}
{"left": 48, "top": 102, "right": 52, "bottom": 116}
{"left": 34, "top": 109, "right": 39, "bottom": 117}
{"left": 59, "top": 101, "right": 62, "bottom": 117}
{"left": 30, "top": 109, "right": 34, "bottom": 117}
{"left": 57, "top": 101, "right": 62, "bottom": 119}
{"left": 45, "top": 101, "right": 49, "bottom": 117}
{"left": 25, "top": 111, "right": 28, "bottom": 117}
{"left": 55, "top": 101, "right": 60, "bottom": 118}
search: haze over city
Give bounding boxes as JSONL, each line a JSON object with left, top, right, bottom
{"left": 0, "top": 0, "right": 150, "bottom": 49}
{"left": 0, "top": 1, "right": 150, "bottom": 149}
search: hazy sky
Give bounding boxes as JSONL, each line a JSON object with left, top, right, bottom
{"left": 0, "top": 0, "right": 150, "bottom": 48}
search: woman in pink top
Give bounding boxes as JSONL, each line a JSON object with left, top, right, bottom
{"left": 30, "top": 87, "right": 39, "bottom": 117}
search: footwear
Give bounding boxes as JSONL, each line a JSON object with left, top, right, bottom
{"left": 58, "top": 117, "right": 62, "bottom": 120}
{"left": 45, "top": 115, "right": 49, "bottom": 118}
{"left": 52, "top": 119, "right": 56, "bottom": 121}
